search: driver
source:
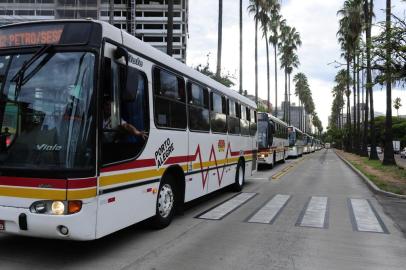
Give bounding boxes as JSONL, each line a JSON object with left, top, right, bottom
{"left": 103, "top": 98, "right": 148, "bottom": 141}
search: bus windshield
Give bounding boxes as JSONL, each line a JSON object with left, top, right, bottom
{"left": 258, "top": 120, "right": 268, "bottom": 149}
{"left": 0, "top": 51, "right": 96, "bottom": 175}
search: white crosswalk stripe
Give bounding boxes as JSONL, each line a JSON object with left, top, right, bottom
{"left": 197, "top": 192, "right": 257, "bottom": 220}
{"left": 349, "top": 198, "right": 388, "bottom": 233}
{"left": 248, "top": 194, "right": 291, "bottom": 224}
{"left": 297, "top": 196, "right": 328, "bottom": 228}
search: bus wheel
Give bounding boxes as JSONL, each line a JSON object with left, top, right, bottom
{"left": 232, "top": 161, "right": 245, "bottom": 192}
{"left": 150, "top": 176, "right": 176, "bottom": 229}
{"left": 282, "top": 151, "right": 286, "bottom": 163}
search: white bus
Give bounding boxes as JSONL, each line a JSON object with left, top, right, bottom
{"left": 257, "top": 112, "right": 288, "bottom": 167}
{"left": 287, "top": 126, "right": 305, "bottom": 158}
{"left": 0, "top": 20, "right": 258, "bottom": 240}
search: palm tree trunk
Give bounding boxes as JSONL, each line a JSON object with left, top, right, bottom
{"left": 288, "top": 73, "right": 291, "bottom": 125}
{"left": 346, "top": 58, "right": 352, "bottom": 152}
{"left": 353, "top": 55, "right": 357, "bottom": 153}
{"left": 216, "top": 0, "right": 223, "bottom": 77}
{"left": 284, "top": 69, "right": 287, "bottom": 122}
{"left": 383, "top": 0, "right": 395, "bottom": 165}
{"left": 367, "top": 0, "right": 379, "bottom": 160}
{"left": 167, "top": 0, "right": 174, "bottom": 56}
{"left": 265, "top": 29, "right": 271, "bottom": 113}
{"left": 254, "top": 3, "right": 259, "bottom": 105}
{"left": 239, "top": 0, "right": 243, "bottom": 94}
{"left": 357, "top": 53, "right": 361, "bottom": 155}
{"left": 274, "top": 45, "right": 278, "bottom": 117}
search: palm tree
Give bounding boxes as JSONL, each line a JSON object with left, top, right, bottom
{"left": 258, "top": 1, "right": 273, "bottom": 112}
{"left": 364, "top": 0, "right": 379, "bottom": 160}
{"left": 167, "top": 0, "right": 174, "bottom": 56}
{"left": 382, "top": 0, "right": 395, "bottom": 165}
{"left": 268, "top": 2, "right": 282, "bottom": 117}
{"left": 394, "top": 97, "right": 401, "bottom": 117}
{"left": 279, "top": 24, "right": 301, "bottom": 124}
{"left": 216, "top": 0, "right": 223, "bottom": 78}
{"left": 248, "top": 0, "right": 261, "bottom": 104}
{"left": 293, "top": 72, "right": 309, "bottom": 130}
{"left": 239, "top": 0, "right": 243, "bottom": 94}
{"left": 338, "top": 0, "right": 363, "bottom": 152}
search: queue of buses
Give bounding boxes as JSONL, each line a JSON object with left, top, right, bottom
{"left": 0, "top": 20, "right": 322, "bottom": 240}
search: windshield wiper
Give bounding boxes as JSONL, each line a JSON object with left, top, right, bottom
{"left": 10, "top": 44, "right": 54, "bottom": 85}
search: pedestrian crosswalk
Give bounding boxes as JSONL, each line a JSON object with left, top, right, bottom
{"left": 196, "top": 193, "right": 389, "bottom": 234}
{"left": 296, "top": 196, "right": 328, "bottom": 228}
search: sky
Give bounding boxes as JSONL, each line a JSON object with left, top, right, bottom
{"left": 186, "top": 0, "right": 406, "bottom": 130}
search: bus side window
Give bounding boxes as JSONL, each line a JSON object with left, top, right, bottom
{"left": 153, "top": 67, "right": 186, "bottom": 129}
{"left": 187, "top": 82, "right": 209, "bottom": 132}
{"left": 210, "top": 92, "right": 227, "bottom": 133}
{"left": 240, "top": 105, "right": 249, "bottom": 136}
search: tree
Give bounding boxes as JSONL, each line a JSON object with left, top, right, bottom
{"left": 248, "top": 0, "right": 261, "bottom": 104}
{"left": 167, "top": 0, "right": 174, "bottom": 56}
{"left": 365, "top": 0, "right": 379, "bottom": 160}
{"left": 382, "top": 0, "right": 395, "bottom": 165}
{"left": 195, "top": 62, "right": 235, "bottom": 88}
{"left": 258, "top": 1, "right": 272, "bottom": 112}
{"left": 293, "top": 72, "right": 309, "bottom": 130}
{"left": 394, "top": 97, "right": 402, "bottom": 117}
{"left": 279, "top": 24, "right": 301, "bottom": 124}
{"left": 216, "top": 0, "right": 223, "bottom": 78}
{"left": 268, "top": 2, "right": 283, "bottom": 117}
{"left": 239, "top": 0, "right": 243, "bottom": 94}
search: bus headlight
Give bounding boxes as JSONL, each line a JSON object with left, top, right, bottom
{"left": 30, "top": 200, "right": 82, "bottom": 215}
{"left": 51, "top": 201, "right": 65, "bottom": 215}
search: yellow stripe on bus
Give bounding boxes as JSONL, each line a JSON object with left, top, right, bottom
{"left": 67, "top": 188, "right": 97, "bottom": 200}
{"left": 0, "top": 186, "right": 65, "bottom": 200}
{"left": 100, "top": 168, "right": 166, "bottom": 187}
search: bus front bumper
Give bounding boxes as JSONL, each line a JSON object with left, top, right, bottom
{"left": 0, "top": 201, "right": 97, "bottom": 241}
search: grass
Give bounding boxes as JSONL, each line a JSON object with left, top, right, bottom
{"left": 340, "top": 152, "right": 406, "bottom": 195}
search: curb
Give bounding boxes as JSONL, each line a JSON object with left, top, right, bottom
{"left": 335, "top": 150, "right": 406, "bottom": 200}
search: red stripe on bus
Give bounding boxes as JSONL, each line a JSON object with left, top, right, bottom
{"left": 0, "top": 176, "right": 66, "bottom": 189}
{"left": 67, "top": 178, "right": 97, "bottom": 189}
{"left": 164, "top": 155, "right": 191, "bottom": 165}
{"left": 101, "top": 158, "right": 156, "bottom": 173}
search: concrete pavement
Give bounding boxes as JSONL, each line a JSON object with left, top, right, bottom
{"left": 0, "top": 150, "right": 405, "bottom": 270}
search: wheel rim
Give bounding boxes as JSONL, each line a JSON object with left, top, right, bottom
{"left": 238, "top": 166, "right": 244, "bottom": 186}
{"left": 158, "top": 184, "right": 174, "bottom": 218}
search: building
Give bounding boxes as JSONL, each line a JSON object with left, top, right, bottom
{"left": 278, "top": 102, "right": 313, "bottom": 133}
{"left": 0, "top": 0, "right": 188, "bottom": 62}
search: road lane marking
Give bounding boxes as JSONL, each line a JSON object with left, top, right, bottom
{"left": 247, "top": 194, "right": 291, "bottom": 224}
{"left": 196, "top": 192, "right": 257, "bottom": 220}
{"left": 271, "top": 158, "right": 305, "bottom": 181}
{"left": 348, "top": 198, "right": 389, "bottom": 233}
{"left": 296, "top": 196, "right": 329, "bottom": 228}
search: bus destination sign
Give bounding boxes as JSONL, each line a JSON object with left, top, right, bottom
{"left": 0, "top": 25, "right": 64, "bottom": 48}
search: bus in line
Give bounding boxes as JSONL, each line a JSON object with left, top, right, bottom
{"left": 0, "top": 20, "right": 257, "bottom": 240}
{"left": 257, "top": 112, "right": 288, "bottom": 167}
{"left": 287, "top": 126, "right": 305, "bottom": 158}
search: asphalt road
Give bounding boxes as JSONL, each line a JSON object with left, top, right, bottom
{"left": 0, "top": 150, "right": 405, "bottom": 270}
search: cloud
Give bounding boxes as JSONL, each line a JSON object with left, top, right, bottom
{"left": 187, "top": 0, "right": 406, "bottom": 130}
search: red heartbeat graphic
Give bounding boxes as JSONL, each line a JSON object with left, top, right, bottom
{"left": 190, "top": 142, "right": 232, "bottom": 189}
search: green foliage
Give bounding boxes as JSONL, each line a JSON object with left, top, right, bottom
{"left": 373, "top": 116, "right": 406, "bottom": 148}
{"left": 195, "top": 63, "right": 235, "bottom": 88}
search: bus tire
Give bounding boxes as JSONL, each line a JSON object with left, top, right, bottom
{"left": 150, "top": 175, "right": 176, "bottom": 229}
{"left": 282, "top": 150, "right": 286, "bottom": 163}
{"left": 232, "top": 160, "right": 245, "bottom": 192}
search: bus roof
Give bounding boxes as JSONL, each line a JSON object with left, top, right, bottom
{"left": 0, "top": 19, "right": 256, "bottom": 109}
